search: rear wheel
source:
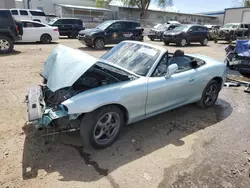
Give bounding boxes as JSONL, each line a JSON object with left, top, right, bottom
{"left": 196, "top": 80, "right": 220, "bottom": 108}
{"left": 150, "top": 37, "right": 154, "bottom": 41}
{"left": 0, "top": 36, "right": 14, "bottom": 54}
{"left": 80, "top": 105, "right": 124, "bottom": 149}
{"left": 94, "top": 38, "right": 105, "bottom": 50}
{"left": 201, "top": 38, "right": 208, "bottom": 46}
{"left": 71, "top": 30, "right": 79, "bottom": 39}
{"left": 40, "top": 34, "right": 52, "bottom": 44}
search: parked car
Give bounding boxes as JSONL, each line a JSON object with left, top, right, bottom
{"left": 162, "top": 24, "right": 209, "bottom": 47}
{"left": 215, "top": 23, "right": 250, "bottom": 43}
{"left": 16, "top": 20, "right": 59, "bottom": 44}
{"left": 10, "top": 9, "right": 47, "bottom": 23}
{"left": 204, "top": 25, "right": 220, "bottom": 40}
{"left": 26, "top": 41, "right": 227, "bottom": 149}
{"left": 0, "top": 9, "right": 23, "bottom": 54}
{"left": 148, "top": 23, "right": 180, "bottom": 41}
{"left": 78, "top": 20, "right": 144, "bottom": 49}
{"left": 48, "top": 18, "right": 85, "bottom": 38}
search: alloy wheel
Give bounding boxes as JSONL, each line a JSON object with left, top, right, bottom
{"left": 0, "top": 39, "right": 10, "bottom": 51}
{"left": 93, "top": 112, "right": 120, "bottom": 145}
{"left": 204, "top": 85, "right": 218, "bottom": 106}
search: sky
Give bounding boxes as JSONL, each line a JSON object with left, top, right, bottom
{"left": 152, "top": 0, "right": 234, "bottom": 13}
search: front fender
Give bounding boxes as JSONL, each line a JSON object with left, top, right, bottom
{"left": 62, "top": 77, "right": 148, "bottom": 122}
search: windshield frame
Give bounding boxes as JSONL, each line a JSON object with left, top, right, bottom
{"left": 101, "top": 42, "right": 163, "bottom": 77}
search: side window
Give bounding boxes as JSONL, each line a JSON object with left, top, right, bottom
{"left": 111, "top": 22, "right": 123, "bottom": 30}
{"left": 132, "top": 22, "right": 140, "bottom": 28}
{"left": 168, "top": 25, "right": 176, "bottom": 30}
{"left": 26, "top": 22, "right": 35, "bottom": 28}
{"left": 240, "top": 24, "right": 244, "bottom": 29}
{"left": 61, "top": 19, "right": 72, "bottom": 24}
{"left": 169, "top": 55, "right": 192, "bottom": 73}
{"left": 20, "top": 10, "right": 28, "bottom": 16}
{"left": 152, "top": 53, "right": 168, "bottom": 77}
{"left": 122, "top": 22, "right": 132, "bottom": 29}
{"left": 11, "top": 10, "right": 18, "bottom": 15}
{"left": 54, "top": 19, "right": 62, "bottom": 25}
{"left": 33, "top": 23, "right": 45, "bottom": 27}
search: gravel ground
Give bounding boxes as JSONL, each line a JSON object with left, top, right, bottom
{"left": 0, "top": 38, "right": 250, "bottom": 188}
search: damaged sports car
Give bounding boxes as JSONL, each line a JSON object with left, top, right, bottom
{"left": 26, "top": 41, "right": 227, "bottom": 149}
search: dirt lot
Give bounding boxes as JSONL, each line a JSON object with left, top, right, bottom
{"left": 0, "top": 38, "right": 250, "bottom": 188}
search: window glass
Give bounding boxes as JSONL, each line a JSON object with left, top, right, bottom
{"left": 26, "top": 22, "right": 34, "bottom": 27}
{"left": 20, "top": 10, "right": 28, "bottom": 15}
{"left": 11, "top": 10, "right": 18, "bottom": 15}
{"left": 30, "top": 11, "right": 46, "bottom": 16}
{"left": 122, "top": 22, "right": 132, "bottom": 29}
{"left": 111, "top": 22, "right": 123, "bottom": 30}
{"left": 61, "top": 19, "right": 72, "bottom": 24}
{"left": 132, "top": 22, "right": 140, "bottom": 28}
{"left": 240, "top": 24, "right": 244, "bottom": 29}
{"left": 73, "top": 19, "right": 82, "bottom": 25}
{"left": 152, "top": 53, "right": 168, "bottom": 77}
{"left": 33, "top": 22, "right": 45, "bottom": 27}
{"left": 0, "top": 11, "right": 11, "bottom": 24}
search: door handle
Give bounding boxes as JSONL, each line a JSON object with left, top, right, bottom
{"left": 188, "top": 77, "right": 195, "bottom": 82}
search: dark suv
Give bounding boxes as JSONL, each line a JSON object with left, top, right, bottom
{"left": 0, "top": 9, "right": 23, "bottom": 54}
{"left": 78, "top": 20, "right": 144, "bottom": 49}
{"left": 48, "top": 18, "right": 85, "bottom": 38}
{"left": 162, "top": 24, "right": 209, "bottom": 47}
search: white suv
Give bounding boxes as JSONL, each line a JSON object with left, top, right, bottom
{"left": 10, "top": 9, "right": 47, "bottom": 24}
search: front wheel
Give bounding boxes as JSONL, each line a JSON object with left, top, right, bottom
{"left": 196, "top": 80, "right": 220, "bottom": 108}
{"left": 94, "top": 38, "right": 105, "bottom": 50}
{"left": 80, "top": 106, "right": 124, "bottom": 149}
{"left": 0, "top": 36, "right": 14, "bottom": 54}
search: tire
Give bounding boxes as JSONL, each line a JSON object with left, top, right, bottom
{"left": 0, "top": 36, "right": 14, "bottom": 54}
{"left": 179, "top": 38, "right": 187, "bottom": 47}
{"left": 80, "top": 105, "right": 124, "bottom": 149}
{"left": 214, "top": 39, "right": 218, "bottom": 43}
{"left": 71, "top": 30, "right": 79, "bottom": 39}
{"left": 239, "top": 71, "right": 250, "bottom": 78}
{"left": 94, "top": 38, "right": 105, "bottom": 50}
{"left": 164, "top": 41, "right": 169, "bottom": 45}
{"left": 40, "top": 34, "right": 52, "bottom": 44}
{"left": 201, "top": 38, "right": 208, "bottom": 46}
{"left": 150, "top": 37, "right": 154, "bottom": 41}
{"left": 196, "top": 80, "right": 220, "bottom": 108}
{"left": 86, "top": 44, "right": 92, "bottom": 48}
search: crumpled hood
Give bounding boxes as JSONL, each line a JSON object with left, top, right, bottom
{"left": 43, "top": 45, "right": 98, "bottom": 92}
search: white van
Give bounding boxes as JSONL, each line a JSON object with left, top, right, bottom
{"left": 10, "top": 9, "right": 47, "bottom": 24}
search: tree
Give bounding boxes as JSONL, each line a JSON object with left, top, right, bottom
{"left": 97, "top": 0, "right": 173, "bottom": 19}
{"left": 233, "top": 0, "right": 250, "bottom": 6}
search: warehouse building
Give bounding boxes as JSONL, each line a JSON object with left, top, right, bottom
{"left": 223, "top": 6, "right": 250, "bottom": 24}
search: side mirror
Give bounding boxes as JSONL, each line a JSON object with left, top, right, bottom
{"left": 189, "top": 29, "right": 193, "bottom": 32}
{"left": 165, "top": 64, "right": 178, "bottom": 78}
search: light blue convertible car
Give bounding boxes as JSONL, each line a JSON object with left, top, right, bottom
{"left": 27, "top": 41, "right": 227, "bottom": 149}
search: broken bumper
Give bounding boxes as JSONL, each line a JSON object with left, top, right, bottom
{"left": 26, "top": 86, "right": 68, "bottom": 129}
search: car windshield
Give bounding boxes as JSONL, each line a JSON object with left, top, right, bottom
{"left": 95, "top": 21, "right": 114, "bottom": 30}
{"left": 48, "top": 18, "right": 58, "bottom": 25}
{"left": 223, "top": 24, "right": 239, "bottom": 28}
{"left": 101, "top": 42, "right": 160, "bottom": 76}
{"left": 173, "top": 25, "right": 190, "bottom": 31}
{"left": 157, "top": 24, "right": 167, "bottom": 30}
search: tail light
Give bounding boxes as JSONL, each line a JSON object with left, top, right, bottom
{"left": 53, "top": 28, "right": 58, "bottom": 32}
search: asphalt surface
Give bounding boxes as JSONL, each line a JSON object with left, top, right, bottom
{"left": 0, "top": 38, "right": 250, "bottom": 188}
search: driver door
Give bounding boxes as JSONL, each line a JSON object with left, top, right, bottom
{"left": 105, "top": 22, "right": 123, "bottom": 44}
{"left": 146, "top": 54, "right": 197, "bottom": 115}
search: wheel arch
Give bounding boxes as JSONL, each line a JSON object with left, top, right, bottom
{"left": 86, "top": 103, "right": 129, "bottom": 125}
{"left": 93, "top": 36, "right": 106, "bottom": 44}
{"left": 211, "top": 76, "right": 223, "bottom": 90}
{"left": 40, "top": 33, "right": 52, "bottom": 40}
